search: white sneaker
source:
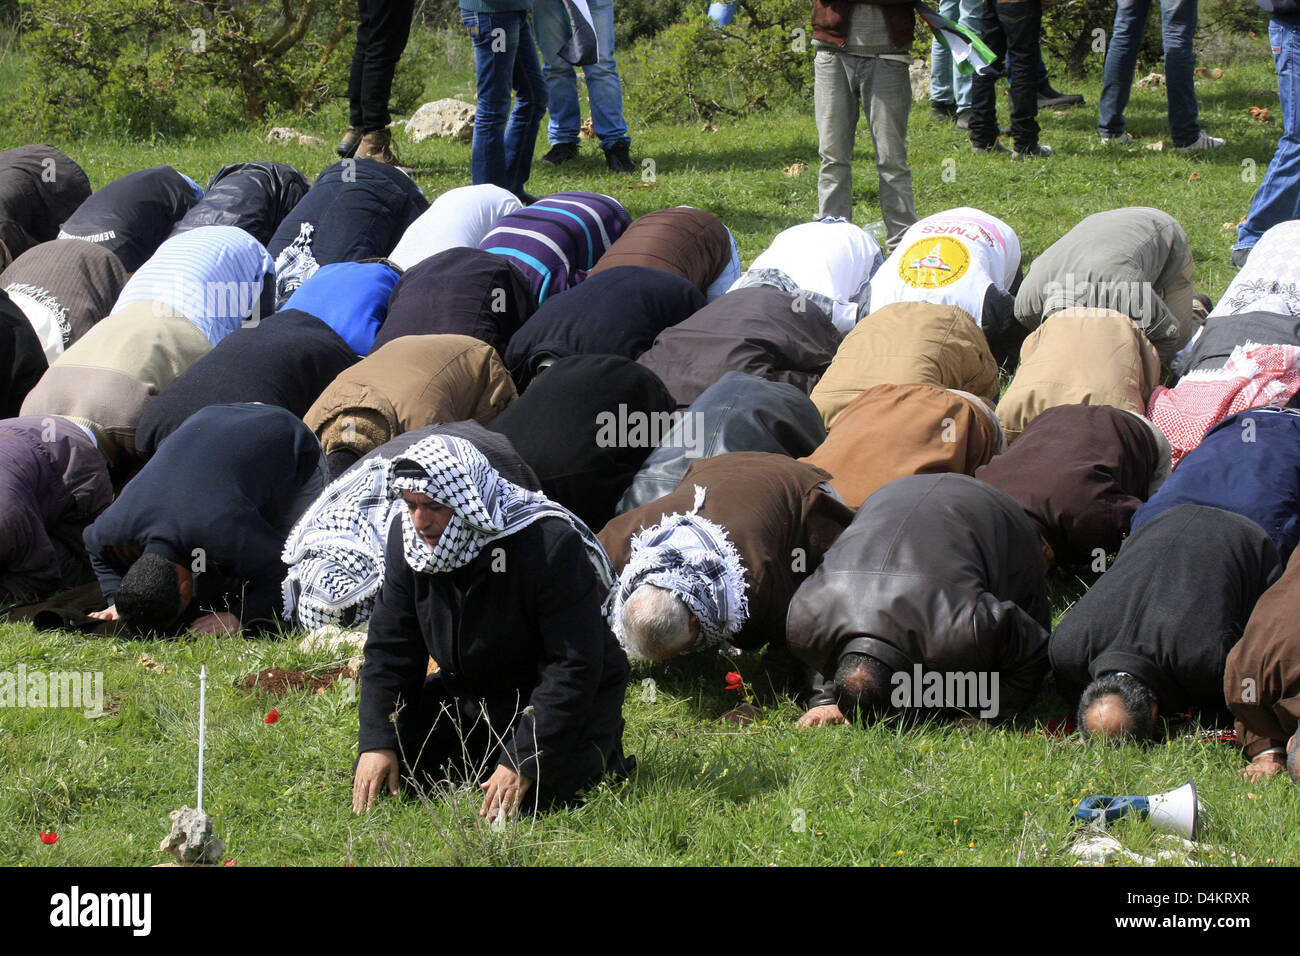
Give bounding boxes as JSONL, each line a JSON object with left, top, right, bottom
{"left": 1174, "top": 131, "right": 1226, "bottom": 151}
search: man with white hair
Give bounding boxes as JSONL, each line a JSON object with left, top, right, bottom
{"left": 600, "top": 452, "right": 853, "bottom": 668}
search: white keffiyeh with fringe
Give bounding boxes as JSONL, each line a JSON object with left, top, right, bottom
{"left": 609, "top": 484, "right": 750, "bottom": 653}
{"left": 280, "top": 456, "right": 399, "bottom": 630}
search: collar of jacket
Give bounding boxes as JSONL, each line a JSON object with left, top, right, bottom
{"left": 840, "top": 634, "right": 913, "bottom": 677}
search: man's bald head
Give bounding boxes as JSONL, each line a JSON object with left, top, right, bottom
{"left": 1077, "top": 672, "right": 1158, "bottom": 742}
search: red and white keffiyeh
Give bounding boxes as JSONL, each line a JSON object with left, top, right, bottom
{"left": 1148, "top": 342, "right": 1300, "bottom": 469}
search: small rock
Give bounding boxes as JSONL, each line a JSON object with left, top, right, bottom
{"left": 404, "top": 98, "right": 475, "bottom": 143}
{"left": 159, "top": 806, "right": 224, "bottom": 865}
{"left": 266, "top": 127, "right": 325, "bottom": 147}
{"left": 297, "top": 624, "right": 367, "bottom": 655}
{"left": 909, "top": 57, "right": 931, "bottom": 103}
{"left": 1145, "top": 140, "right": 1165, "bottom": 151}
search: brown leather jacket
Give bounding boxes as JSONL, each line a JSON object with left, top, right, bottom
{"left": 812, "top": 0, "right": 916, "bottom": 52}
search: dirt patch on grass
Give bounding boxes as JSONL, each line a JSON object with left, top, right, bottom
{"left": 236, "top": 663, "right": 357, "bottom": 696}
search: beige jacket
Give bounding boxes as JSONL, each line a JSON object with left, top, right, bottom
{"left": 305, "top": 334, "right": 516, "bottom": 457}
{"left": 810, "top": 301, "right": 999, "bottom": 429}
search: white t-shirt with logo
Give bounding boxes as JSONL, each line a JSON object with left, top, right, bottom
{"left": 867, "top": 207, "right": 1020, "bottom": 326}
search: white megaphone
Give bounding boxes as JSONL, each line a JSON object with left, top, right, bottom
{"left": 1073, "top": 780, "right": 1199, "bottom": 839}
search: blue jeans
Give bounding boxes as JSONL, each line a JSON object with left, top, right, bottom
{"left": 704, "top": 227, "right": 742, "bottom": 301}
{"left": 532, "top": 0, "right": 629, "bottom": 150}
{"left": 931, "top": 0, "right": 982, "bottom": 110}
{"left": 1098, "top": 0, "right": 1200, "bottom": 145}
{"left": 1237, "top": 19, "right": 1300, "bottom": 251}
{"left": 461, "top": 9, "right": 548, "bottom": 196}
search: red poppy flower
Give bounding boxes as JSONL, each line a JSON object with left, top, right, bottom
{"left": 223, "top": 858, "right": 238, "bottom": 867}
{"left": 39, "top": 832, "right": 59, "bottom": 844}
{"left": 724, "top": 671, "right": 743, "bottom": 691}
{"left": 264, "top": 708, "right": 280, "bottom": 724}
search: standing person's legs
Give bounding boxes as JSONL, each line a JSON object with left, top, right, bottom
{"left": 864, "top": 57, "right": 918, "bottom": 251}
{"left": 580, "top": 0, "right": 631, "bottom": 151}
{"left": 1161, "top": 0, "right": 1200, "bottom": 145}
{"left": 357, "top": 0, "right": 416, "bottom": 132}
{"left": 930, "top": 0, "right": 959, "bottom": 109}
{"left": 503, "top": 11, "right": 548, "bottom": 198}
{"left": 1002, "top": 0, "right": 1043, "bottom": 153}
{"left": 953, "top": 0, "right": 983, "bottom": 112}
{"left": 1237, "top": 19, "right": 1300, "bottom": 254}
{"left": 1099, "top": 0, "right": 1152, "bottom": 137}
{"left": 969, "top": 0, "right": 1005, "bottom": 148}
{"left": 346, "top": 0, "right": 381, "bottom": 131}
{"left": 815, "top": 49, "right": 861, "bottom": 220}
{"left": 463, "top": 9, "right": 521, "bottom": 190}
{"left": 532, "top": 0, "right": 583, "bottom": 146}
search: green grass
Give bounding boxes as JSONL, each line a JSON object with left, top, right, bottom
{"left": 3, "top": 39, "right": 1299, "bottom": 867}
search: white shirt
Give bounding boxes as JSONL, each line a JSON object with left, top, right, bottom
{"left": 868, "top": 207, "right": 1020, "bottom": 326}
{"left": 388, "top": 184, "right": 523, "bottom": 271}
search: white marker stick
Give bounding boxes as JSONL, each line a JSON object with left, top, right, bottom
{"left": 197, "top": 665, "right": 207, "bottom": 813}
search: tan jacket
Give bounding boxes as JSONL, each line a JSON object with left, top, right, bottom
{"left": 810, "top": 301, "right": 999, "bottom": 429}
{"left": 305, "top": 334, "right": 516, "bottom": 457}
{"left": 19, "top": 299, "right": 211, "bottom": 463}
{"left": 802, "top": 382, "right": 1002, "bottom": 508}
{"left": 997, "top": 308, "right": 1161, "bottom": 443}
{"left": 1225, "top": 556, "right": 1300, "bottom": 759}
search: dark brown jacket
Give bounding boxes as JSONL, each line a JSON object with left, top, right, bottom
{"left": 1225, "top": 557, "right": 1300, "bottom": 758}
{"left": 812, "top": 0, "right": 916, "bottom": 51}
{"left": 589, "top": 206, "right": 733, "bottom": 295}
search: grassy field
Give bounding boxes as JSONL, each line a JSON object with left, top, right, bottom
{"left": 3, "top": 31, "right": 1299, "bottom": 867}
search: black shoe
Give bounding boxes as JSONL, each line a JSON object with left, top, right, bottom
{"left": 1038, "top": 84, "right": 1085, "bottom": 109}
{"left": 955, "top": 109, "right": 972, "bottom": 131}
{"left": 541, "top": 142, "right": 579, "bottom": 166}
{"left": 972, "top": 140, "right": 1011, "bottom": 155}
{"left": 931, "top": 101, "right": 958, "bottom": 123}
{"left": 336, "top": 126, "right": 362, "bottom": 159}
{"left": 1011, "top": 143, "right": 1054, "bottom": 160}
{"left": 1231, "top": 246, "right": 1251, "bottom": 269}
{"left": 604, "top": 142, "right": 637, "bottom": 174}
{"left": 515, "top": 190, "right": 539, "bottom": 205}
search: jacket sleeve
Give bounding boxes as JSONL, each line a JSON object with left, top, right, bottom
{"left": 976, "top": 591, "right": 1050, "bottom": 718}
{"left": 357, "top": 527, "right": 429, "bottom": 754}
{"left": 88, "top": 545, "right": 124, "bottom": 606}
{"left": 500, "top": 527, "right": 608, "bottom": 781}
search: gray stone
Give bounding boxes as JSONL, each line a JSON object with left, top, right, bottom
{"left": 405, "top": 98, "right": 476, "bottom": 143}
{"left": 909, "top": 57, "right": 931, "bottom": 103}
{"left": 266, "top": 127, "right": 326, "bottom": 148}
{"left": 159, "top": 806, "right": 225, "bottom": 865}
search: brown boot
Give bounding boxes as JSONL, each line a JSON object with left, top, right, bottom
{"left": 355, "top": 127, "right": 401, "bottom": 165}
{"left": 335, "top": 126, "right": 362, "bottom": 159}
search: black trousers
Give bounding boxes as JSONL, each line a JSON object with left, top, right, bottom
{"left": 969, "top": 0, "right": 1042, "bottom": 151}
{"left": 347, "top": 0, "right": 416, "bottom": 132}
{"left": 390, "top": 673, "right": 633, "bottom": 810}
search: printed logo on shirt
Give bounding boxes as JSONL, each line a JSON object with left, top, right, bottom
{"left": 898, "top": 236, "right": 970, "bottom": 289}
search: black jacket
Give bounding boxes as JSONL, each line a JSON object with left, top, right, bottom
{"left": 0, "top": 145, "right": 92, "bottom": 268}
{"left": 1173, "top": 310, "right": 1300, "bottom": 382}
{"left": 58, "top": 166, "right": 201, "bottom": 272}
{"left": 487, "top": 354, "right": 676, "bottom": 529}
{"left": 84, "top": 403, "right": 325, "bottom": 629}
{"left": 1049, "top": 504, "right": 1281, "bottom": 720}
{"left": 170, "top": 161, "right": 310, "bottom": 247}
{"left": 637, "top": 286, "right": 842, "bottom": 408}
{"left": 616, "top": 371, "right": 827, "bottom": 512}
{"left": 504, "top": 265, "right": 706, "bottom": 390}
{"left": 0, "top": 288, "right": 47, "bottom": 418}
{"left": 787, "top": 473, "right": 1052, "bottom": 716}
{"left": 377, "top": 247, "right": 536, "bottom": 355}
{"left": 267, "top": 159, "right": 428, "bottom": 266}
{"left": 359, "top": 516, "right": 630, "bottom": 802}
{"left": 135, "top": 309, "right": 359, "bottom": 459}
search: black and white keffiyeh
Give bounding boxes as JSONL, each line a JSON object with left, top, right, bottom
{"left": 609, "top": 485, "right": 749, "bottom": 652}
{"left": 281, "top": 457, "right": 398, "bottom": 630}
{"left": 388, "top": 434, "right": 614, "bottom": 587}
